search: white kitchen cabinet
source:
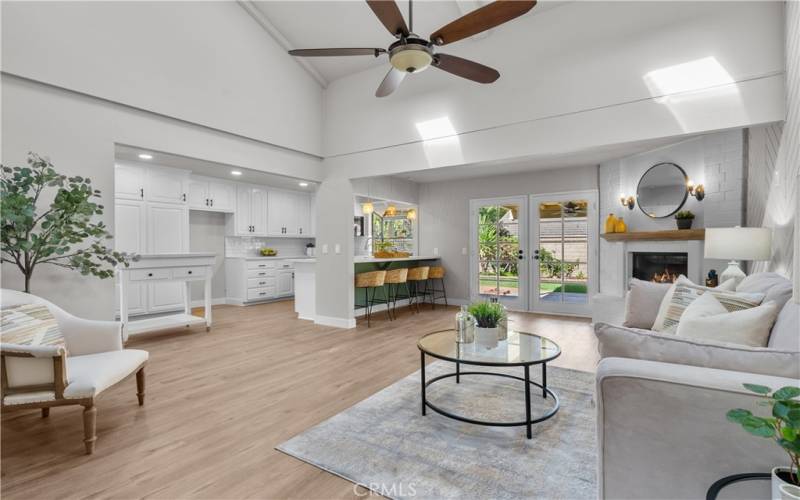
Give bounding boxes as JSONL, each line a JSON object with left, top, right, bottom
{"left": 145, "top": 202, "right": 189, "bottom": 312}
{"left": 115, "top": 163, "right": 146, "bottom": 201}
{"left": 277, "top": 268, "right": 294, "bottom": 297}
{"left": 268, "top": 189, "right": 310, "bottom": 236}
{"left": 146, "top": 167, "right": 187, "bottom": 205}
{"left": 114, "top": 199, "right": 147, "bottom": 315}
{"left": 229, "top": 185, "right": 268, "bottom": 236}
{"left": 188, "top": 176, "right": 235, "bottom": 212}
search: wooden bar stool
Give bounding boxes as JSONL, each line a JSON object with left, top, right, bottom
{"left": 384, "top": 268, "right": 409, "bottom": 320}
{"left": 355, "top": 270, "right": 390, "bottom": 327}
{"left": 406, "top": 266, "right": 430, "bottom": 313}
{"left": 426, "top": 266, "right": 448, "bottom": 309}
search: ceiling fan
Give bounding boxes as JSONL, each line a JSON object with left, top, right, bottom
{"left": 288, "top": 0, "right": 536, "bottom": 97}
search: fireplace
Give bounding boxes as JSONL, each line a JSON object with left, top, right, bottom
{"left": 631, "top": 252, "right": 688, "bottom": 283}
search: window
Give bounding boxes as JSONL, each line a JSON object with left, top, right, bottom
{"left": 371, "top": 211, "right": 415, "bottom": 254}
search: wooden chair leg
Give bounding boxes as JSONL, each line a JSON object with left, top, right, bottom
{"left": 82, "top": 404, "right": 97, "bottom": 455}
{"left": 136, "top": 367, "right": 145, "bottom": 406}
{"left": 41, "top": 408, "right": 50, "bottom": 418}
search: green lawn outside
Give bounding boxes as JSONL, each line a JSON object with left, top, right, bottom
{"left": 539, "top": 282, "right": 587, "bottom": 294}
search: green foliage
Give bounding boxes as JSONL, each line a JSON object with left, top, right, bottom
{"left": 467, "top": 301, "right": 505, "bottom": 328}
{"left": 538, "top": 247, "right": 577, "bottom": 278}
{"left": 675, "top": 210, "right": 695, "bottom": 220}
{"left": 727, "top": 384, "right": 800, "bottom": 485}
{"left": 1, "top": 153, "right": 137, "bottom": 292}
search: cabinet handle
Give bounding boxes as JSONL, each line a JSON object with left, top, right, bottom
{"left": 147, "top": 272, "right": 153, "bottom": 277}
{"left": 187, "top": 270, "right": 192, "bottom": 274}
{"left": 258, "top": 264, "right": 266, "bottom": 268}
{"left": 205, "top": 198, "right": 209, "bottom": 206}
{"left": 299, "top": 228, "right": 302, "bottom": 234}
{"left": 182, "top": 193, "right": 186, "bottom": 202}
{"left": 259, "top": 292, "right": 266, "bottom": 296}
{"left": 140, "top": 188, "right": 144, "bottom": 198}
{"left": 210, "top": 199, "right": 214, "bottom": 207}
{"left": 259, "top": 281, "right": 266, "bottom": 285}
{"left": 258, "top": 272, "right": 265, "bottom": 276}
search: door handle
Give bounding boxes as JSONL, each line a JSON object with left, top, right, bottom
{"left": 518, "top": 249, "right": 524, "bottom": 260}
{"left": 533, "top": 249, "right": 540, "bottom": 260}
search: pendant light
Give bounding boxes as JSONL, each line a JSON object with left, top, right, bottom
{"left": 384, "top": 204, "right": 397, "bottom": 217}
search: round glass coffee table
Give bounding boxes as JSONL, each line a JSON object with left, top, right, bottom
{"left": 417, "top": 329, "right": 561, "bottom": 439}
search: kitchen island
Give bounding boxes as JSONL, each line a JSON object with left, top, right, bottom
{"left": 291, "top": 255, "right": 441, "bottom": 325}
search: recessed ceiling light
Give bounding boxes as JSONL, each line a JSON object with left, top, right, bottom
{"left": 298, "top": 182, "right": 309, "bottom": 187}
{"left": 230, "top": 170, "right": 242, "bottom": 176}
{"left": 138, "top": 153, "right": 153, "bottom": 160}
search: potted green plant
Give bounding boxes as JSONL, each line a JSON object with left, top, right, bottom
{"left": 674, "top": 210, "right": 695, "bottom": 230}
{"left": 467, "top": 301, "right": 505, "bottom": 346}
{"left": 1, "top": 153, "right": 136, "bottom": 292}
{"left": 727, "top": 384, "right": 800, "bottom": 497}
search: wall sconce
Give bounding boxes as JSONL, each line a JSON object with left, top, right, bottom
{"left": 687, "top": 180, "right": 705, "bottom": 201}
{"left": 406, "top": 208, "right": 417, "bottom": 220}
{"left": 620, "top": 194, "right": 635, "bottom": 210}
{"left": 361, "top": 201, "right": 374, "bottom": 215}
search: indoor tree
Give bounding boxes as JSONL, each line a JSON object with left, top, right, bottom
{"left": 1, "top": 152, "right": 136, "bottom": 293}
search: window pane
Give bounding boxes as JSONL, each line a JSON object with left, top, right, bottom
{"left": 497, "top": 261, "right": 519, "bottom": 298}
{"left": 479, "top": 265, "right": 500, "bottom": 296}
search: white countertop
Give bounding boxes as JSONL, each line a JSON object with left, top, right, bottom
{"left": 137, "top": 252, "right": 218, "bottom": 259}
{"left": 354, "top": 255, "right": 440, "bottom": 263}
{"left": 225, "top": 255, "right": 312, "bottom": 260}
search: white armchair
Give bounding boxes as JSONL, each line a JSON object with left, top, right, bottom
{"left": 1, "top": 289, "right": 148, "bottom": 454}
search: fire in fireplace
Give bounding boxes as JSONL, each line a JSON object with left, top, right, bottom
{"left": 631, "top": 252, "right": 688, "bottom": 283}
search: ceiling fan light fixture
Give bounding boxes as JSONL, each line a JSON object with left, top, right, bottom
{"left": 389, "top": 43, "right": 432, "bottom": 73}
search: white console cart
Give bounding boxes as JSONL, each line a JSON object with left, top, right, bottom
{"left": 118, "top": 253, "right": 217, "bottom": 336}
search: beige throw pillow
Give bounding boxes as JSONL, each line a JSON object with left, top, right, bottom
{"left": 652, "top": 276, "right": 738, "bottom": 332}
{"left": 623, "top": 279, "right": 672, "bottom": 329}
{"left": 676, "top": 293, "right": 779, "bottom": 347}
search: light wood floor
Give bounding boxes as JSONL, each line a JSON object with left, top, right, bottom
{"left": 1, "top": 301, "right": 597, "bottom": 499}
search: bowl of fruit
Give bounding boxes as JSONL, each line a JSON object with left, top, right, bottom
{"left": 260, "top": 247, "right": 277, "bottom": 257}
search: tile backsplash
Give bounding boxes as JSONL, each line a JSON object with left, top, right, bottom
{"left": 225, "top": 237, "right": 314, "bottom": 258}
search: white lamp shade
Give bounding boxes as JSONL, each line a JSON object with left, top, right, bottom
{"left": 704, "top": 227, "right": 772, "bottom": 260}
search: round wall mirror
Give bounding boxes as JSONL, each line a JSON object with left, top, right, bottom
{"left": 636, "top": 162, "right": 688, "bottom": 218}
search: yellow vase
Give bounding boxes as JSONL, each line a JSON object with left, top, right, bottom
{"left": 605, "top": 214, "right": 618, "bottom": 233}
{"left": 614, "top": 217, "right": 627, "bottom": 233}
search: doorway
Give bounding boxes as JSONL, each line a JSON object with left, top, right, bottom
{"left": 529, "top": 191, "right": 598, "bottom": 316}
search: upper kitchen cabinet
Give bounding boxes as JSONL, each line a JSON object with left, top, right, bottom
{"left": 115, "top": 162, "right": 187, "bottom": 205}
{"left": 187, "top": 176, "right": 236, "bottom": 212}
{"left": 228, "top": 185, "right": 268, "bottom": 236}
{"left": 268, "top": 189, "right": 311, "bottom": 237}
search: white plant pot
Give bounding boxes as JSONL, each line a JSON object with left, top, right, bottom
{"left": 781, "top": 484, "right": 800, "bottom": 500}
{"left": 773, "top": 467, "right": 799, "bottom": 500}
{"left": 475, "top": 327, "right": 499, "bottom": 348}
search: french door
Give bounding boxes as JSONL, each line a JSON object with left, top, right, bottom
{"left": 469, "top": 197, "right": 528, "bottom": 311}
{"left": 529, "top": 191, "right": 598, "bottom": 316}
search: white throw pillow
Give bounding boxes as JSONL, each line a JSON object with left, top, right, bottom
{"left": 676, "top": 293, "right": 779, "bottom": 347}
{"left": 652, "top": 276, "right": 737, "bottom": 332}
{"left": 623, "top": 278, "right": 672, "bottom": 329}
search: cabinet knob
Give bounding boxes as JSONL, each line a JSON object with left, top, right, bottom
{"left": 187, "top": 270, "right": 192, "bottom": 274}
{"left": 147, "top": 273, "right": 153, "bottom": 277}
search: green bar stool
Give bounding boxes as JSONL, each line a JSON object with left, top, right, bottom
{"left": 355, "top": 270, "right": 389, "bottom": 327}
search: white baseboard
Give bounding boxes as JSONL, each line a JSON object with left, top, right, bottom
{"left": 314, "top": 315, "right": 356, "bottom": 329}
{"left": 190, "top": 298, "right": 229, "bottom": 308}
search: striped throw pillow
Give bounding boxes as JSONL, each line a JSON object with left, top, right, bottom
{"left": 655, "top": 277, "right": 764, "bottom": 333}
{"left": 0, "top": 303, "right": 65, "bottom": 349}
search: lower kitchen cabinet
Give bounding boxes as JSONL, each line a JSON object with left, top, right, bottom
{"left": 225, "top": 258, "right": 295, "bottom": 304}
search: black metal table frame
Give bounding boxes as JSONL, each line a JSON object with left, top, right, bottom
{"left": 705, "top": 472, "right": 771, "bottom": 500}
{"left": 419, "top": 349, "right": 560, "bottom": 439}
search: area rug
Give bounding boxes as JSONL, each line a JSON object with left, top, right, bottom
{"left": 277, "top": 361, "right": 597, "bottom": 499}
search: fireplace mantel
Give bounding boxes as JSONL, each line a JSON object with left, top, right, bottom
{"left": 600, "top": 229, "right": 705, "bottom": 242}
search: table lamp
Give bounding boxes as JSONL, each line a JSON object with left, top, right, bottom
{"left": 704, "top": 227, "right": 772, "bottom": 286}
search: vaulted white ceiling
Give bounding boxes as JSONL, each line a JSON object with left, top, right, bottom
{"left": 249, "top": 0, "right": 569, "bottom": 84}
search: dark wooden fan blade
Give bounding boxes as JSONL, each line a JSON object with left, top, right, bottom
{"left": 432, "top": 54, "right": 499, "bottom": 83}
{"left": 430, "top": 0, "right": 536, "bottom": 46}
{"left": 366, "top": 0, "right": 409, "bottom": 37}
{"left": 376, "top": 68, "right": 406, "bottom": 97}
{"left": 289, "top": 48, "right": 386, "bottom": 57}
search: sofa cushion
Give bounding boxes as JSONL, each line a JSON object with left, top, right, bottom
{"left": 652, "top": 276, "right": 753, "bottom": 333}
{"left": 737, "top": 272, "right": 794, "bottom": 311}
{"left": 63, "top": 349, "right": 148, "bottom": 399}
{"left": 594, "top": 322, "right": 800, "bottom": 379}
{"left": 769, "top": 301, "right": 799, "bottom": 351}
{"left": 676, "top": 293, "right": 779, "bottom": 347}
{"left": 623, "top": 279, "right": 671, "bottom": 329}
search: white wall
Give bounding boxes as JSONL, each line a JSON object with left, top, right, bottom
{"left": 598, "top": 130, "right": 746, "bottom": 293}
{"left": 418, "top": 165, "right": 598, "bottom": 302}
{"left": 1, "top": 1, "right": 323, "bottom": 156}
{"left": 748, "top": 1, "right": 799, "bottom": 281}
{"left": 0, "top": 75, "right": 321, "bottom": 319}
{"left": 323, "top": 1, "right": 784, "bottom": 179}
{"left": 351, "top": 176, "right": 419, "bottom": 204}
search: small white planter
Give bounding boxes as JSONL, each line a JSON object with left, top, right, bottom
{"left": 475, "top": 327, "right": 499, "bottom": 348}
{"left": 773, "top": 467, "right": 799, "bottom": 500}
{"left": 780, "top": 483, "right": 800, "bottom": 500}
